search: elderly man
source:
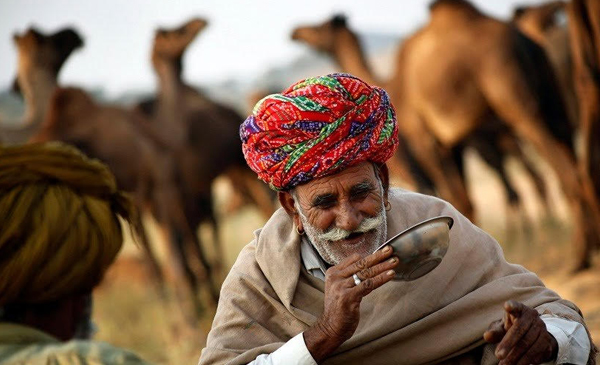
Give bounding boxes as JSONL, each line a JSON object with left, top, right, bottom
{"left": 0, "top": 143, "right": 151, "bottom": 364}
{"left": 199, "top": 74, "right": 595, "bottom": 365}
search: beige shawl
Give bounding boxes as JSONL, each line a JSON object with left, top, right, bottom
{"left": 200, "top": 189, "right": 593, "bottom": 364}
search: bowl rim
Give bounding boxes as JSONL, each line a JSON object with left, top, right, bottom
{"left": 373, "top": 215, "right": 454, "bottom": 253}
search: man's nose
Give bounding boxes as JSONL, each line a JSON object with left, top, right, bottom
{"left": 335, "top": 201, "right": 362, "bottom": 231}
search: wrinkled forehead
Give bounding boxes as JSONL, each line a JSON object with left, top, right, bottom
{"left": 293, "top": 162, "right": 379, "bottom": 202}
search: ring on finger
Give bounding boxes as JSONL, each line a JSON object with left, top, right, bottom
{"left": 352, "top": 273, "right": 362, "bottom": 286}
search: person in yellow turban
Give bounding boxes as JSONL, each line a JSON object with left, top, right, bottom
{"left": 0, "top": 142, "right": 151, "bottom": 364}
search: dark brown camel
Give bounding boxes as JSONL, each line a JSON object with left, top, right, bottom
{"left": 394, "top": 0, "right": 599, "bottom": 271}
{"left": 567, "top": 0, "right": 600, "bottom": 268}
{"left": 30, "top": 87, "right": 218, "bottom": 321}
{"left": 139, "top": 18, "right": 275, "bottom": 271}
{"left": 291, "top": 14, "right": 551, "bottom": 220}
{"left": 0, "top": 27, "right": 82, "bottom": 145}
{"left": 513, "top": 1, "right": 579, "bottom": 127}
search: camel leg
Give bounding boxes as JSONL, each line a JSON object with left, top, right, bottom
{"left": 480, "top": 62, "right": 600, "bottom": 270}
{"left": 180, "top": 214, "right": 220, "bottom": 303}
{"left": 569, "top": 0, "right": 600, "bottom": 201}
{"left": 512, "top": 122, "right": 598, "bottom": 269}
{"left": 131, "top": 210, "right": 166, "bottom": 298}
{"left": 152, "top": 182, "right": 207, "bottom": 322}
{"left": 506, "top": 140, "right": 554, "bottom": 219}
{"left": 226, "top": 167, "right": 275, "bottom": 219}
{"left": 386, "top": 135, "right": 436, "bottom": 193}
{"left": 398, "top": 134, "right": 437, "bottom": 195}
{"left": 397, "top": 107, "right": 475, "bottom": 221}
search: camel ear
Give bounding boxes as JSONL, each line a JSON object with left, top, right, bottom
{"left": 331, "top": 14, "right": 347, "bottom": 28}
{"left": 513, "top": 6, "right": 527, "bottom": 20}
{"left": 53, "top": 28, "right": 84, "bottom": 53}
{"left": 11, "top": 77, "right": 21, "bottom": 97}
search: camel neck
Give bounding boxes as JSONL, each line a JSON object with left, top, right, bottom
{"left": 152, "top": 56, "right": 189, "bottom": 146}
{"left": 332, "top": 31, "right": 381, "bottom": 87}
{"left": 19, "top": 68, "right": 58, "bottom": 127}
{"left": 0, "top": 68, "right": 57, "bottom": 144}
{"left": 154, "top": 57, "right": 185, "bottom": 103}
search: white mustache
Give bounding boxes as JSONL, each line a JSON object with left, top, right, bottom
{"left": 318, "top": 215, "right": 384, "bottom": 242}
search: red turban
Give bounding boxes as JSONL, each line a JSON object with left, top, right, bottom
{"left": 240, "top": 73, "right": 399, "bottom": 190}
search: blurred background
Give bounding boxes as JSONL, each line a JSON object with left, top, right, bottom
{"left": 1, "top": 0, "right": 599, "bottom": 364}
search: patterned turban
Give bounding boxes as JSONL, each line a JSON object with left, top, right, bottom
{"left": 0, "top": 142, "right": 135, "bottom": 305}
{"left": 240, "top": 73, "right": 398, "bottom": 190}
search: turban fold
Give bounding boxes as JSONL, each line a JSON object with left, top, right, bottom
{"left": 0, "top": 142, "right": 135, "bottom": 305}
{"left": 241, "top": 73, "right": 399, "bottom": 190}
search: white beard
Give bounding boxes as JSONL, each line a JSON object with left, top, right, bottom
{"left": 296, "top": 195, "right": 387, "bottom": 266}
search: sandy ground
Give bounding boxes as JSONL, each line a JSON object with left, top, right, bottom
{"left": 94, "top": 151, "right": 600, "bottom": 364}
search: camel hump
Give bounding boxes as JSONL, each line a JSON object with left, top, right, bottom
{"left": 45, "top": 87, "right": 95, "bottom": 128}
{"left": 429, "top": 0, "right": 480, "bottom": 13}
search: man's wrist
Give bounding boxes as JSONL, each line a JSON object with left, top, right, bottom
{"left": 303, "top": 322, "right": 343, "bottom": 363}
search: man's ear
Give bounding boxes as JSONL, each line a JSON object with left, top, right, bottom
{"left": 278, "top": 191, "right": 302, "bottom": 231}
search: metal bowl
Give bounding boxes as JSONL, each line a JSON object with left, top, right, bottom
{"left": 374, "top": 216, "right": 453, "bottom": 281}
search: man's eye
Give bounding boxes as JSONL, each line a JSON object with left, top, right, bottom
{"left": 351, "top": 189, "right": 372, "bottom": 200}
{"left": 314, "top": 200, "right": 335, "bottom": 209}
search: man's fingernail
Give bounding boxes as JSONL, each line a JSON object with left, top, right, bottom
{"left": 384, "top": 246, "right": 391, "bottom": 253}
{"left": 387, "top": 270, "right": 395, "bottom": 276}
{"left": 389, "top": 257, "right": 397, "bottom": 263}
{"left": 496, "top": 349, "right": 506, "bottom": 358}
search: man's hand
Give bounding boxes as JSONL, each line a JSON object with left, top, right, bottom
{"left": 303, "top": 245, "right": 399, "bottom": 362}
{"left": 483, "top": 300, "right": 558, "bottom": 365}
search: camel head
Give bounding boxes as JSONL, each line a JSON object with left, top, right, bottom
{"left": 13, "top": 27, "right": 83, "bottom": 79}
{"left": 513, "top": 1, "right": 566, "bottom": 31}
{"left": 291, "top": 14, "right": 354, "bottom": 54}
{"left": 152, "top": 17, "right": 208, "bottom": 60}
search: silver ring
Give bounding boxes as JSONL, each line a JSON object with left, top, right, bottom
{"left": 352, "top": 273, "right": 362, "bottom": 286}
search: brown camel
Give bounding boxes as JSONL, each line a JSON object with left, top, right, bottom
{"left": 0, "top": 27, "right": 82, "bottom": 145}
{"left": 141, "top": 18, "right": 275, "bottom": 269}
{"left": 567, "top": 0, "right": 600, "bottom": 267}
{"left": 396, "top": 0, "right": 599, "bottom": 271}
{"left": 30, "top": 87, "right": 219, "bottom": 322}
{"left": 513, "top": 1, "right": 579, "bottom": 127}
{"left": 291, "top": 14, "right": 551, "bottom": 220}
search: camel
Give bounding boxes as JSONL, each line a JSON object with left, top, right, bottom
{"left": 567, "top": 0, "right": 600, "bottom": 267}
{"left": 30, "top": 87, "right": 219, "bottom": 322}
{"left": 396, "top": 0, "right": 599, "bottom": 271}
{"left": 141, "top": 17, "right": 276, "bottom": 270}
{"left": 0, "top": 27, "right": 82, "bottom": 145}
{"left": 513, "top": 1, "right": 579, "bottom": 127}
{"left": 291, "top": 14, "right": 551, "bottom": 221}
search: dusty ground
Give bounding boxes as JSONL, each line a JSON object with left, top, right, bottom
{"left": 93, "top": 152, "right": 600, "bottom": 364}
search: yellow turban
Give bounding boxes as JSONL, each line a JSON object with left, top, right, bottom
{"left": 0, "top": 142, "right": 136, "bottom": 305}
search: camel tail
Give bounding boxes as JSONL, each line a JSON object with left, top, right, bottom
{"left": 514, "top": 29, "right": 575, "bottom": 152}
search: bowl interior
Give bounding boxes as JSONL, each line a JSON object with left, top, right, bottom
{"left": 375, "top": 216, "right": 454, "bottom": 281}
